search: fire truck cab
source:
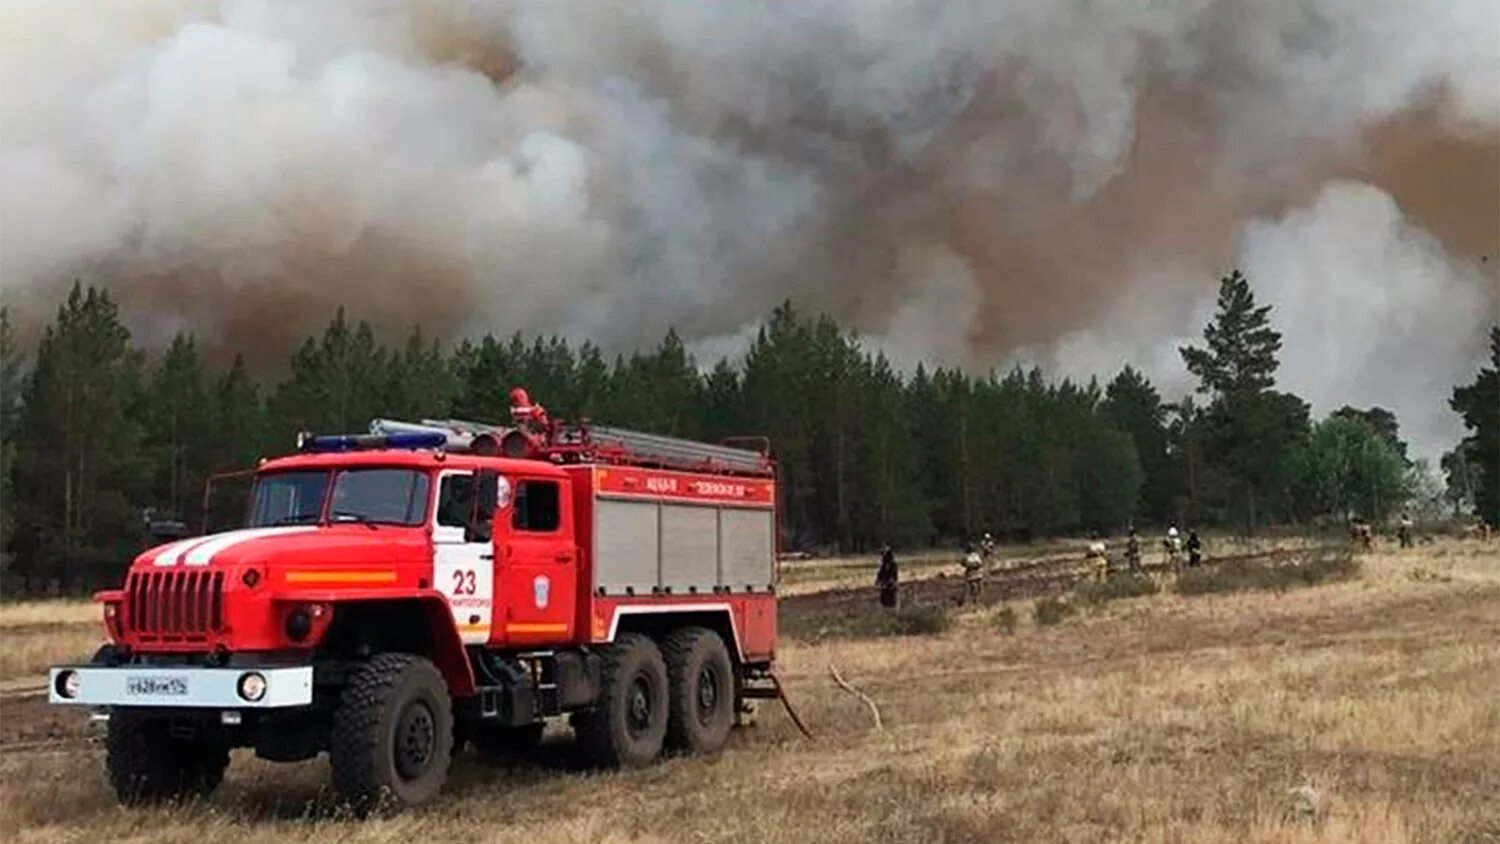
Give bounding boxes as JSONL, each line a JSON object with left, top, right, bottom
{"left": 49, "top": 389, "right": 778, "bottom": 813}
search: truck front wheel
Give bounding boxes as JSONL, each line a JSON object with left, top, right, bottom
{"left": 662, "top": 626, "right": 735, "bottom": 755}
{"left": 330, "top": 653, "right": 453, "bottom": 814}
{"left": 574, "top": 633, "right": 669, "bottom": 768}
{"left": 106, "top": 713, "right": 229, "bottom": 804}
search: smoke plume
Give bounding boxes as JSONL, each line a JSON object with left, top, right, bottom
{"left": 1, "top": 1, "right": 1496, "bottom": 453}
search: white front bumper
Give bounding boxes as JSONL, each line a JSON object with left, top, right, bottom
{"left": 48, "top": 665, "right": 314, "bottom": 708}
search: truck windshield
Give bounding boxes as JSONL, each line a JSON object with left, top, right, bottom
{"left": 249, "top": 468, "right": 431, "bottom": 527}
{"left": 249, "top": 471, "right": 327, "bottom": 526}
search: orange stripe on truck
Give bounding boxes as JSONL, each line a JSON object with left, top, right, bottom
{"left": 505, "top": 622, "right": 568, "bottom": 634}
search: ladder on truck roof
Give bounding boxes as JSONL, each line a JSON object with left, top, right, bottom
{"left": 363, "top": 388, "right": 772, "bottom": 477}
{"left": 550, "top": 421, "right": 770, "bottom": 476}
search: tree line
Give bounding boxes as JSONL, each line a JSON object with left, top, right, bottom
{"left": 0, "top": 273, "right": 1494, "bottom": 594}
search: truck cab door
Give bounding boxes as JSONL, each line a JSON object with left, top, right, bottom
{"left": 432, "top": 470, "right": 495, "bottom": 645}
{"left": 496, "top": 476, "right": 576, "bottom": 645}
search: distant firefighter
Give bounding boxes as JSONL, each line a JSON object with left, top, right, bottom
{"left": 1125, "top": 526, "right": 1142, "bottom": 574}
{"left": 1163, "top": 526, "right": 1183, "bottom": 569}
{"left": 1464, "top": 521, "right": 1493, "bottom": 542}
{"left": 1087, "top": 538, "right": 1110, "bottom": 582}
{"left": 961, "top": 543, "right": 985, "bottom": 604}
{"left": 1186, "top": 529, "right": 1202, "bottom": 567}
{"left": 1349, "top": 518, "right": 1374, "bottom": 551}
{"left": 980, "top": 532, "right": 997, "bottom": 560}
{"left": 1397, "top": 512, "right": 1414, "bottom": 549}
{"left": 875, "top": 545, "right": 900, "bottom": 609}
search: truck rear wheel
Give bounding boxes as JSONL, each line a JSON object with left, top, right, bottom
{"left": 662, "top": 627, "right": 735, "bottom": 755}
{"left": 330, "top": 653, "right": 453, "bottom": 814}
{"left": 106, "top": 713, "right": 230, "bottom": 804}
{"left": 574, "top": 633, "right": 668, "bottom": 768}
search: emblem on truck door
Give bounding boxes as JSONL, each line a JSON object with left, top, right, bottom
{"left": 534, "top": 575, "right": 550, "bottom": 609}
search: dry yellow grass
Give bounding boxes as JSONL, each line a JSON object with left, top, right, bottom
{"left": 0, "top": 626, "right": 104, "bottom": 683}
{"left": 1, "top": 540, "right": 1497, "bottom": 843}
{"left": 0, "top": 599, "right": 104, "bottom": 682}
{"left": 0, "top": 599, "right": 99, "bottom": 629}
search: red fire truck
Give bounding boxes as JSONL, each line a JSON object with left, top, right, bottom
{"left": 49, "top": 389, "right": 779, "bottom": 812}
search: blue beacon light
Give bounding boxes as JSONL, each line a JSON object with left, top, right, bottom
{"left": 301, "top": 432, "right": 447, "bottom": 452}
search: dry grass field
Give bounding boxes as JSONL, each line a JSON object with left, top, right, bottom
{"left": 1, "top": 539, "right": 1497, "bottom": 843}
{"left": 0, "top": 599, "right": 103, "bottom": 683}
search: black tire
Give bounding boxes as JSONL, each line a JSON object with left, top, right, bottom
{"left": 573, "top": 633, "right": 669, "bottom": 768}
{"left": 662, "top": 627, "right": 735, "bottom": 755}
{"left": 330, "top": 653, "right": 453, "bottom": 814}
{"left": 106, "top": 713, "right": 229, "bottom": 805}
{"left": 452, "top": 718, "right": 469, "bottom": 757}
{"left": 471, "top": 721, "right": 544, "bottom": 763}
{"left": 90, "top": 644, "right": 125, "bottom": 666}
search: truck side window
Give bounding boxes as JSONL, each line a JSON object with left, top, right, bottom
{"left": 512, "top": 480, "right": 560, "bottom": 532}
{"left": 436, "top": 473, "right": 473, "bottom": 529}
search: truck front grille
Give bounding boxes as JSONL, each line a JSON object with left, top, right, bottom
{"left": 123, "top": 570, "right": 225, "bottom": 641}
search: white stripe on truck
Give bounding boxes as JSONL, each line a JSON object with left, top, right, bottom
{"left": 605, "top": 603, "right": 743, "bottom": 659}
{"left": 154, "top": 527, "right": 317, "bottom": 566}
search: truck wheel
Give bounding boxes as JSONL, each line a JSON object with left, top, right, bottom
{"left": 106, "top": 713, "right": 229, "bottom": 804}
{"left": 330, "top": 653, "right": 453, "bottom": 814}
{"left": 471, "top": 722, "right": 544, "bottom": 763}
{"left": 574, "top": 633, "right": 669, "bottom": 768}
{"left": 662, "top": 627, "right": 735, "bottom": 755}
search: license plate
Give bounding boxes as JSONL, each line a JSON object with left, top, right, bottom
{"left": 126, "top": 675, "right": 189, "bottom": 697}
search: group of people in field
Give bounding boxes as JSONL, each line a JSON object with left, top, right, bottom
{"left": 1344, "top": 512, "right": 1481, "bottom": 551}
{"left": 874, "top": 532, "right": 994, "bottom": 609}
{"left": 875, "top": 513, "right": 1494, "bottom": 607}
{"left": 1094, "top": 525, "right": 1202, "bottom": 581}
{"left": 874, "top": 526, "right": 1210, "bottom": 608}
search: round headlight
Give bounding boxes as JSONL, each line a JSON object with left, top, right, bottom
{"left": 55, "top": 670, "right": 82, "bottom": 699}
{"left": 237, "top": 671, "right": 267, "bottom": 702}
{"left": 284, "top": 608, "right": 312, "bottom": 642}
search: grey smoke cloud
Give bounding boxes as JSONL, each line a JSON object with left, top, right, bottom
{"left": 0, "top": 0, "right": 1496, "bottom": 453}
{"left": 1242, "top": 182, "right": 1495, "bottom": 459}
{"left": 1031, "top": 181, "right": 1497, "bottom": 459}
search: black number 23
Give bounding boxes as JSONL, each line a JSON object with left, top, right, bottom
{"left": 451, "top": 569, "right": 477, "bottom": 595}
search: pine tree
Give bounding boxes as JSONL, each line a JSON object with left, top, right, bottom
{"left": 142, "top": 333, "right": 216, "bottom": 524}
{"left": 12, "top": 283, "right": 148, "bottom": 588}
{"left": 1180, "top": 270, "right": 1282, "bottom": 398}
{"left": 384, "top": 326, "right": 456, "bottom": 421}
{"left": 741, "top": 302, "right": 817, "bottom": 547}
{"left": 1450, "top": 326, "right": 1499, "bottom": 525}
{"left": 1180, "top": 270, "right": 1307, "bottom": 528}
{"left": 855, "top": 353, "right": 929, "bottom": 546}
{"left": 194, "top": 354, "right": 266, "bottom": 532}
{"left": 0, "top": 308, "right": 23, "bottom": 570}
{"left": 573, "top": 343, "right": 611, "bottom": 419}
{"left": 1076, "top": 419, "right": 1143, "bottom": 532}
{"left": 1103, "top": 366, "right": 1174, "bottom": 525}
{"left": 614, "top": 329, "right": 700, "bottom": 436}
{"left": 213, "top": 355, "right": 265, "bottom": 467}
{"left": 1440, "top": 442, "right": 1481, "bottom": 517}
{"left": 268, "top": 310, "right": 389, "bottom": 442}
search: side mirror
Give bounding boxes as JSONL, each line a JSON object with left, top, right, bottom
{"left": 466, "top": 470, "right": 499, "bottom": 543}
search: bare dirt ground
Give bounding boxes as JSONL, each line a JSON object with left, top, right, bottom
{"left": 1, "top": 539, "right": 1497, "bottom": 843}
